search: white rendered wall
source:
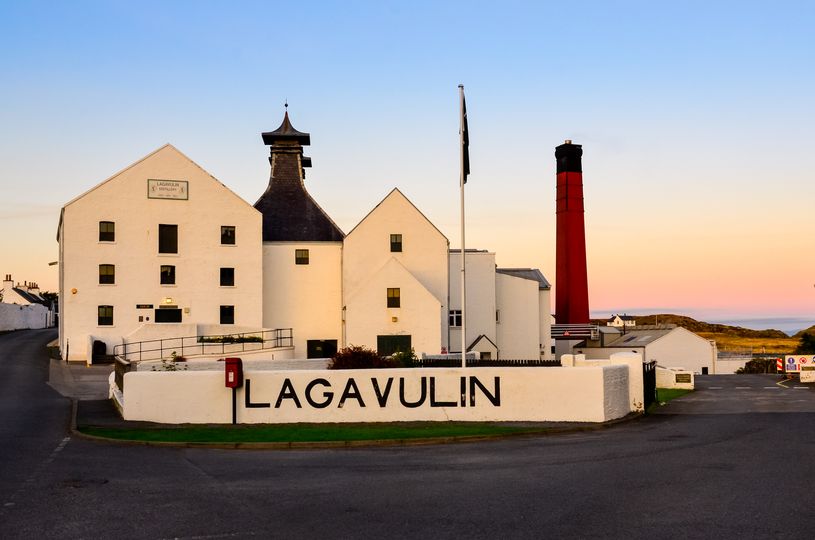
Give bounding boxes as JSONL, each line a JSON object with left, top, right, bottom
{"left": 448, "top": 251, "right": 496, "bottom": 352}
{"left": 538, "top": 288, "right": 553, "bottom": 359}
{"left": 656, "top": 366, "right": 695, "bottom": 390}
{"left": 570, "top": 351, "right": 645, "bottom": 413}
{"left": 344, "top": 258, "right": 442, "bottom": 355}
{"left": 343, "top": 189, "right": 449, "bottom": 350}
{"left": 496, "top": 273, "right": 540, "bottom": 359}
{"left": 0, "top": 303, "right": 50, "bottom": 331}
{"left": 121, "top": 365, "right": 630, "bottom": 424}
{"left": 263, "top": 242, "right": 343, "bottom": 357}
{"left": 59, "top": 145, "right": 263, "bottom": 362}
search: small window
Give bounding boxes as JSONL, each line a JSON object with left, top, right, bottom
{"left": 496, "top": 310, "right": 500, "bottom": 323}
{"left": 387, "top": 288, "right": 400, "bottom": 308}
{"left": 220, "top": 267, "right": 235, "bottom": 286}
{"left": 221, "top": 226, "right": 236, "bottom": 245}
{"left": 295, "top": 249, "right": 309, "bottom": 265}
{"left": 160, "top": 265, "right": 176, "bottom": 285}
{"left": 98, "top": 264, "right": 115, "bottom": 284}
{"left": 390, "top": 234, "right": 402, "bottom": 252}
{"left": 220, "top": 305, "right": 235, "bottom": 324}
{"left": 158, "top": 224, "right": 178, "bottom": 254}
{"left": 99, "top": 221, "right": 115, "bottom": 242}
{"left": 98, "top": 305, "right": 113, "bottom": 326}
{"left": 449, "top": 310, "right": 462, "bottom": 327}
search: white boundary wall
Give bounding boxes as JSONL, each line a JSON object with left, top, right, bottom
{"left": 121, "top": 365, "right": 631, "bottom": 424}
{"left": 0, "top": 303, "right": 50, "bottom": 331}
{"left": 656, "top": 366, "right": 695, "bottom": 390}
{"left": 563, "top": 352, "right": 645, "bottom": 413}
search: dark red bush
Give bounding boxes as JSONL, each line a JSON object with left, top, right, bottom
{"left": 327, "top": 346, "right": 398, "bottom": 369}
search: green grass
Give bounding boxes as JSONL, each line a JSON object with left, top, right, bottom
{"left": 647, "top": 388, "right": 692, "bottom": 414}
{"left": 79, "top": 422, "right": 548, "bottom": 444}
{"left": 656, "top": 388, "right": 692, "bottom": 402}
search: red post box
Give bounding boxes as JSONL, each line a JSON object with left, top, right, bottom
{"left": 225, "top": 357, "right": 243, "bottom": 389}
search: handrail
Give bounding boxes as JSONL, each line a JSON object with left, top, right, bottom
{"left": 551, "top": 323, "right": 599, "bottom": 340}
{"left": 113, "top": 328, "right": 293, "bottom": 364}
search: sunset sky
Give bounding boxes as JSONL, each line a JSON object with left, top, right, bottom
{"left": 1, "top": 1, "right": 813, "bottom": 328}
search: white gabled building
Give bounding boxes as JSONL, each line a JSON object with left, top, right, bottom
{"left": 575, "top": 325, "right": 718, "bottom": 374}
{"left": 343, "top": 188, "right": 449, "bottom": 356}
{"left": 57, "top": 144, "right": 263, "bottom": 361}
{"left": 57, "top": 111, "right": 553, "bottom": 363}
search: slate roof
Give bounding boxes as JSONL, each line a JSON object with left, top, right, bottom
{"left": 10, "top": 288, "right": 47, "bottom": 305}
{"left": 495, "top": 268, "right": 551, "bottom": 290}
{"left": 603, "top": 328, "right": 674, "bottom": 347}
{"left": 254, "top": 112, "right": 344, "bottom": 242}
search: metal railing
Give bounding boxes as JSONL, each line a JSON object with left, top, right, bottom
{"left": 413, "top": 358, "right": 561, "bottom": 368}
{"left": 112, "top": 328, "right": 293, "bottom": 364}
{"left": 551, "top": 324, "right": 599, "bottom": 340}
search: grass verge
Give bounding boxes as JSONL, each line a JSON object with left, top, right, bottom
{"left": 79, "top": 422, "right": 548, "bottom": 444}
{"left": 648, "top": 388, "right": 692, "bottom": 414}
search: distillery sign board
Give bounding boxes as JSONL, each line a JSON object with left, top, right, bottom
{"left": 148, "top": 179, "right": 189, "bottom": 200}
{"left": 122, "top": 366, "right": 631, "bottom": 424}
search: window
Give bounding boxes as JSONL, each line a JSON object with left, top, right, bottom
{"left": 98, "top": 264, "right": 115, "bottom": 284}
{"left": 221, "top": 226, "right": 236, "bottom": 245}
{"left": 496, "top": 310, "right": 500, "bottom": 323}
{"left": 99, "top": 221, "right": 115, "bottom": 242}
{"left": 220, "top": 305, "right": 235, "bottom": 324}
{"left": 160, "top": 265, "right": 176, "bottom": 285}
{"left": 220, "top": 267, "right": 235, "bottom": 286}
{"left": 158, "top": 224, "right": 178, "bottom": 254}
{"left": 98, "top": 305, "right": 113, "bottom": 326}
{"left": 390, "top": 234, "right": 402, "bottom": 252}
{"left": 449, "top": 310, "right": 462, "bottom": 327}
{"left": 387, "top": 288, "right": 400, "bottom": 308}
{"left": 295, "top": 249, "right": 309, "bottom": 265}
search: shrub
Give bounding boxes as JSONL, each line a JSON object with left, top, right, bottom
{"left": 391, "top": 348, "right": 418, "bottom": 368}
{"left": 737, "top": 358, "right": 777, "bottom": 374}
{"left": 328, "top": 346, "right": 399, "bottom": 369}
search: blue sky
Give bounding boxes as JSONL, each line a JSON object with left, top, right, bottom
{"left": 2, "top": 1, "right": 814, "bottom": 322}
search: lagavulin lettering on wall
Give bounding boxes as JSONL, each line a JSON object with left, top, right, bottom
{"left": 244, "top": 375, "right": 501, "bottom": 411}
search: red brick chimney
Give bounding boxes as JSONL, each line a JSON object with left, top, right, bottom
{"left": 555, "top": 140, "right": 589, "bottom": 324}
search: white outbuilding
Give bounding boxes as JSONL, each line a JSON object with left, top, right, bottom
{"left": 575, "top": 325, "right": 718, "bottom": 374}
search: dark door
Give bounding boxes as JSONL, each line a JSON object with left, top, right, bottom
{"left": 377, "top": 335, "right": 412, "bottom": 356}
{"left": 307, "top": 339, "right": 338, "bottom": 359}
{"left": 155, "top": 308, "right": 182, "bottom": 323}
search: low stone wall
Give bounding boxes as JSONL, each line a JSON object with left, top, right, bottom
{"left": 564, "top": 352, "right": 645, "bottom": 413}
{"left": 0, "top": 303, "right": 50, "bottom": 331}
{"left": 656, "top": 366, "right": 695, "bottom": 390}
{"left": 120, "top": 365, "right": 631, "bottom": 424}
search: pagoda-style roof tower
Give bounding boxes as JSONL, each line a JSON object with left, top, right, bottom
{"left": 254, "top": 110, "right": 344, "bottom": 242}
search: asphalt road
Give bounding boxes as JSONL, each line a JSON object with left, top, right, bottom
{"left": 2, "top": 329, "right": 814, "bottom": 539}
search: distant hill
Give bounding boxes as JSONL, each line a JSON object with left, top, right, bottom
{"left": 592, "top": 314, "right": 789, "bottom": 338}
{"left": 794, "top": 325, "right": 815, "bottom": 338}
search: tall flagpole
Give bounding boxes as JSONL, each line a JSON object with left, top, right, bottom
{"left": 459, "top": 84, "right": 467, "bottom": 369}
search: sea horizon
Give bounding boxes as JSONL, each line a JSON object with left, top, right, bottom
{"left": 592, "top": 310, "right": 813, "bottom": 336}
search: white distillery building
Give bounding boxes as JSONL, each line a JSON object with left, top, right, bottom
{"left": 57, "top": 112, "right": 552, "bottom": 362}
{"left": 57, "top": 145, "right": 263, "bottom": 361}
